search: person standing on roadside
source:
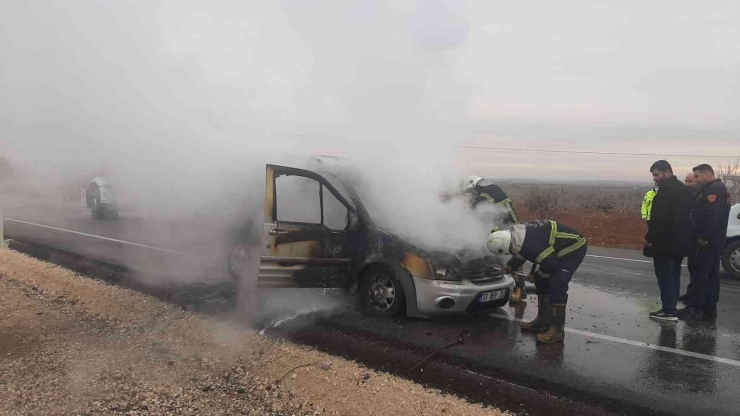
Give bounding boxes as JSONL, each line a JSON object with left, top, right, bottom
{"left": 678, "top": 172, "right": 703, "bottom": 303}
{"left": 644, "top": 160, "right": 693, "bottom": 321}
{"left": 679, "top": 164, "right": 731, "bottom": 320}
{"left": 684, "top": 172, "right": 698, "bottom": 189}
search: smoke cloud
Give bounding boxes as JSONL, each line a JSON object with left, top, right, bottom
{"left": 1, "top": 1, "right": 738, "bottom": 319}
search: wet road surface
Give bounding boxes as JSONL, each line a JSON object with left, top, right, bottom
{"left": 3, "top": 198, "right": 740, "bottom": 415}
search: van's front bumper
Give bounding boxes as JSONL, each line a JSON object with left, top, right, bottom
{"left": 412, "top": 274, "right": 515, "bottom": 316}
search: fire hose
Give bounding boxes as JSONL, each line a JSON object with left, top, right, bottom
{"left": 410, "top": 330, "right": 471, "bottom": 371}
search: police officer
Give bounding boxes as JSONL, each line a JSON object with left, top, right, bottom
{"left": 678, "top": 172, "right": 703, "bottom": 303}
{"left": 679, "top": 164, "right": 731, "bottom": 320}
{"left": 488, "top": 220, "right": 588, "bottom": 343}
{"left": 461, "top": 176, "right": 525, "bottom": 301}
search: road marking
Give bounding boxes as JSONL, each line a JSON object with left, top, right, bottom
{"left": 586, "top": 254, "right": 653, "bottom": 264}
{"left": 3, "top": 218, "right": 193, "bottom": 257}
{"left": 586, "top": 254, "right": 692, "bottom": 268}
{"left": 489, "top": 312, "right": 740, "bottom": 368}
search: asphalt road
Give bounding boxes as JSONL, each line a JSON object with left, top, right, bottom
{"left": 3, "top": 198, "right": 740, "bottom": 415}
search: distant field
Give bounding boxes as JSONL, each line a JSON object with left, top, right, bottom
{"left": 504, "top": 183, "right": 648, "bottom": 250}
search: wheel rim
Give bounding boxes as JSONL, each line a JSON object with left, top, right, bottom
{"left": 731, "top": 247, "right": 740, "bottom": 273}
{"left": 367, "top": 273, "right": 396, "bottom": 311}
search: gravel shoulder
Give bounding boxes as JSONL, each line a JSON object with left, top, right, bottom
{"left": 0, "top": 248, "right": 510, "bottom": 416}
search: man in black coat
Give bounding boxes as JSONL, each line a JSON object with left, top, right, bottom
{"left": 644, "top": 160, "right": 693, "bottom": 321}
{"left": 679, "top": 164, "right": 731, "bottom": 320}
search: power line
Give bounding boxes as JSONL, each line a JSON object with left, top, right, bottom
{"left": 458, "top": 145, "right": 740, "bottom": 160}
{"left": 261, "top": 129, "right": 740, "bottom": 160}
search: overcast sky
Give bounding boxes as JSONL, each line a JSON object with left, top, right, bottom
{"left": 1, "top": 0, "right": 738, "bottom": 181}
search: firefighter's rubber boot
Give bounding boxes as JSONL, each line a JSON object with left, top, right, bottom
{"left": 520, "top": 295, "right": 551, "bottom": 331}
{"left": 509, "top": 277, "right": 528, "bottom": 303}
{"left": 510, "top": 287, "right": 523, "bottom": 303}
{"left": 537, "top": 304, "right": 566, "bottom": 344}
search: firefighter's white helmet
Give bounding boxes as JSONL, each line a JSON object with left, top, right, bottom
{"left": 461, "top": 175, "right": 483, "bottom": 193}
{"left": 487, "top": 230, "right": 512, "bottom": 256}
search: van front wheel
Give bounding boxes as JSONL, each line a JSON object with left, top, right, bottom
{"left": 722, "top": 240, "right": 740, "bottom": 279}
{"left": 359, "top": 265, "right": 406, "bottom": 316}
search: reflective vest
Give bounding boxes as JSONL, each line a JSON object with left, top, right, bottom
{"left": 642, "top": 189, "right": 657, "bottom": 220}
{"left": 507, "top": 220, "right": 587, "bottom": 278}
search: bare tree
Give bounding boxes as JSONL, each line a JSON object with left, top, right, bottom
{"left": 716, "top": 159, "right": 740, "bottom": 204}
{"left": 523, "top": 187, "right": 561, "bottom": 217}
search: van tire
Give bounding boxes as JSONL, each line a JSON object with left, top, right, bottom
{"left": 91, "top": 199, "right": 105, "bottom": 220}
{"left": 359, "top": 265, "right": 406, "bottom": 316}
{"left": 722, "top": 239, "right": 740, "bottom": 280}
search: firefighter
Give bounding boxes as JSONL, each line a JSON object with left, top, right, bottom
{"left": 461, "top": 176, "right": 526, "bottom": 302}
{"left": 679, "top": 164, "right": 731, "bottom": 320}
{"left": 488, "top": 220, "right": 587, "bottom": 343}
{"left": 461, "top": 176, "right": 519, "bottom": 224}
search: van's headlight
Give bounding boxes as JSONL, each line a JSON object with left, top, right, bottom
{"left": 402, "top": 252, "right": 460, "bottom": 281}
{"left": 432, "top": 264, "right": 461, "bottom": 281}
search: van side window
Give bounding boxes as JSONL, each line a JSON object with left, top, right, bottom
{"left": 275, "top": 175, "right": 321, "bottom": 224}
{"left": 323, "top": 186, "right": 349, "bottom": 230}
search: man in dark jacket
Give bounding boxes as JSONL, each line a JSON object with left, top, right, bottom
{"left": 679, "top": 164, "right": 731, "bottom": 320}
{"left": 644, "top": 160, "right": 693, "bottom": 321}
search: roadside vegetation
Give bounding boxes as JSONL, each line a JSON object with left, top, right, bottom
{"left": 505, "top": 162, "right": 739, "bottom": 250}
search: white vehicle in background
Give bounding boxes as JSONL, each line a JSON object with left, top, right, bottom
{"left": 81, "top": 177, "right": 118, "bottom": 220}
{"left": 723, "top": 203, "right": 740, "bottom": 279}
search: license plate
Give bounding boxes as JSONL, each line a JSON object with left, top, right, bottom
{"left": 479, "top": 289, "right": 506, "bottom": 303}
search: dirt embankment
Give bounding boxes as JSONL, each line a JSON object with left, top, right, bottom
{"left": 0, "top": 249, "right": 511, "bottom": 416}
{"left": 516, "top": 206, "right": 646, "bottom": 250}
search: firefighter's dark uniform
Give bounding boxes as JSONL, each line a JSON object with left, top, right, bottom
{"left": 506, "top": 220, "right": 587, "bottom": 343}
{"left": 470, "top": 180, "right": 527, "bottom": 301}
{"left": 471, "top": 180, "right": 519, "bottom": 225}
{"left": 684, "top": 179, "right": 730, "bottom": 317}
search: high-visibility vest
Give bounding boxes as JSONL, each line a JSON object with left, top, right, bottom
{"left": 642, "top": 189, "right": 657, "bottom": 220}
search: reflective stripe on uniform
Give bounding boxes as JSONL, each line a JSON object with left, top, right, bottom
{"left": 481, "top": 194, "right": 520, "bottom": 223}
{"left": 499, "top": 198, "right": 520, "bottom": 223}
{"left": 480, "top": 193, "right": 496, "bottom": 203}
{"left": 534, "top": 220, "right": 587, "bottom": 265}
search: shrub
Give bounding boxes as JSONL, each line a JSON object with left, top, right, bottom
{"left": 523, "top": 187, "right": 560, "bottom": 217}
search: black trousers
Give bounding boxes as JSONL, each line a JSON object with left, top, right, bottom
{"left": 690, "top": 244, "right": 721, "bottom": 312}
{"left": 683, "top": 253, "right": 696, "bottom": 294}
{"left": 533, "top": 245, "right": 588, "bottom": 305}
